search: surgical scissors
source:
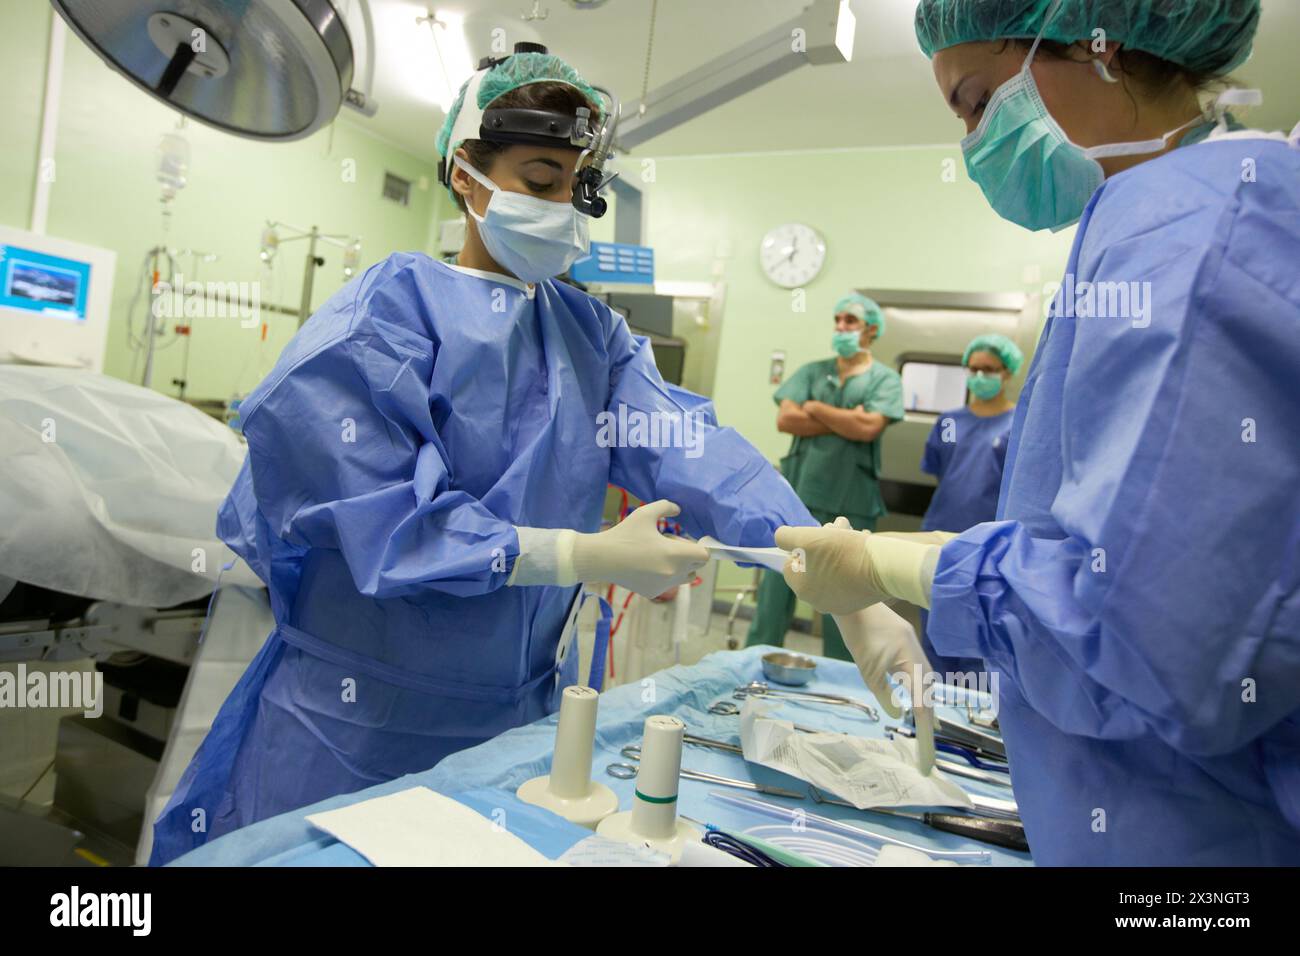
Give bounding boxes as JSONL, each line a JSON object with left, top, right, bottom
{"left": 733, "top": 681, "right": 880, "bottom": 722}
{"left": 606, "top": 746, "right": 804, "bottom": 800}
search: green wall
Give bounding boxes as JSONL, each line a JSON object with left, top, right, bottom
{"left": 2, "top": 5, "right": 443, "bottom": 401}
{"left": 640, "top": 147, "right": 1076, "bottom": 461}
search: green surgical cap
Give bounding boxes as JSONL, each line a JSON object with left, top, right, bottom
{"left": 914, "top": 0, "right": 1260, "bottom": 74}
{"left": 834, "top": 294, "right": 886, "bottom": 336}
{"left": 963, "top": 333, "right": 1025, "bottom": 374}
{"left": 436, "top": 52, "right": 603, "bottom": 168}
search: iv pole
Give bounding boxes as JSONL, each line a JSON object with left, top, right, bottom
{"left": 260, "top": 221, "right": 362, "bottom": 326}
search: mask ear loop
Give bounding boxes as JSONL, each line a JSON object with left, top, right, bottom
{"left": 452, "top": 155, "right": 498, "bottom": 223}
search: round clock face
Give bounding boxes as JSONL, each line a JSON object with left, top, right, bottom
{"left": 759, "top": 223, "right": 826, "bottom": 288}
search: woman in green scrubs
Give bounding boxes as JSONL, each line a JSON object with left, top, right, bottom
{"left": 746, "top": 294, "right": 904, "bottom": 658}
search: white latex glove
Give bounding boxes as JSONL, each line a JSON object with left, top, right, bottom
{"left": 572, "top": 500, "right": 709, "bottom": 597}
{"left": 509, "top": 501, "right": 708, "bottom": 596}
{"left": 775, "top": 525, "right": 950, "bottom": 614}
{"left": 832, "top": 604, "right": 935, "bottom": 774}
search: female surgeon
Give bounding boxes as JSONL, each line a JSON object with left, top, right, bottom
{"left": 151, "top": 48, "right": 816, "bottom": 864}
{"left": 918, "top": 333, "right": 1023, "bottom": 673}
{"left": 778, "top": 0, "right": 1300, "bottom": 864}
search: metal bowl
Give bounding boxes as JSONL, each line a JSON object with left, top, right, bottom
{"left": 761, "top": 651, "right": 818, "bottom": 686}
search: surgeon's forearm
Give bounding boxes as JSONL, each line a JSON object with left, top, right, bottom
{"left": 777, "top": 402, "right": 831, "bottom": 436}
{"left": 805, "top": 403, "right": 887, "bottom": 442}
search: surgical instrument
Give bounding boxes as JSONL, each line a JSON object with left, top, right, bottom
{"left": 862, "top": 807, "right": 1027, "bottom": 853}
{"left": 932, "top": 715, "right": 1006, "bottom": 759}
{"left": 936, "top": 742, "right": 1010, "bottom": 773}
{"left": 807, "top": 784, "right": 1019, "bottom": 823}
{"left": 935, "top": 757, "right": 1013, "bottom": 788}
{"left": 624, "top": 735, "right": 743, "bottom": 758}
{"left": 734, "top": 681, "right": 880, "bottom": 722}
{"left": 806, "top": 788, "right": 1029, "bottom": 852}
{"left": 892, "top": 722, "right": 1007, "bottom": 764}
{"left": 606, "top": 748, "right": 805, "bottom": 800}
{"left": 708, "top": 699, "right": 823, "bottom": 734}
{"left": 892, "top": 724, "right": 1010, "bottom": 778}
{"left": 707, "top": 791, "right": 991, "bottom": 863}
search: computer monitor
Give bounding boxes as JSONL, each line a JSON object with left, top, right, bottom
{"left": 0, "top": 227, "right": 115, "bottom": 372}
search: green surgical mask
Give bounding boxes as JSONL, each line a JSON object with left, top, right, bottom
{"left": 832, "top": 331, "right": 863, "bottom": 358}
{"left": 961, "top": 12, "right": 1208, "bottom": 232}
{"left": 968, "top": 372, "right": 1003, "bottom": 400}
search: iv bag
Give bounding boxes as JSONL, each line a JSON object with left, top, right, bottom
{"left": 157, "top": 132, "right": 191, "bottom": 202}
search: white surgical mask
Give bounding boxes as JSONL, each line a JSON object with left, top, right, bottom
{"left": 454, "top": 155, "right": 589, "bottom": 283}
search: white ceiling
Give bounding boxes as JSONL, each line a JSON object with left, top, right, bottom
{"left": 340, "top": 0, "right": 1300, "bottom": 163}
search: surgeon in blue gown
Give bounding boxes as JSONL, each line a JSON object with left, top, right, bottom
{"left": 918, "top": 333, "right": 1023, "bottom": 674}
{"left": 778, "top": 0, "right": 1300, "bottom": 864}
{"left": 150, "top": 51, "right": 815, "bottom": 864}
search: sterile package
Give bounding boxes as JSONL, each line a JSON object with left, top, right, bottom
{"left": 698, "top": 536, "right": 790, "bottom": 572}
{"left": 305, "top": 787, "right": 562, "bottom": 867}
{"left": 739, "top": 699, "right": 971, "bottom": 810}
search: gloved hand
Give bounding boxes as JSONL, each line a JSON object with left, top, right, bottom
{"left": 832, "top": 604, "right": 935, "bottom": 774}
{"left": 571, "top": 500, "right": 709, "bottom": 597}
{"left": 775, "top": 524, "right": 951, "bottom": 613}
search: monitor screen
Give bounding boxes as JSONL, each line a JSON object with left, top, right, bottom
{"left": 0, "top": 245, "right": 91, "bottom": 321}
{"left": 900, "top": 360, "right": 969, "bottom": 414}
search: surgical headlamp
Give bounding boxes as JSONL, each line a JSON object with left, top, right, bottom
{"left": 438, "top": 43, "right": 620, "bottom": 218}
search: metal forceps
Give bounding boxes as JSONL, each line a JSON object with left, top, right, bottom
{"left": 708, "top": 700, "right": 823, "bottom": 735}
{"left": 734, "top": 681, "right": 880, "bottom": 722}
{"left": 605, "top": 745, "right": 804, "bottom": 800}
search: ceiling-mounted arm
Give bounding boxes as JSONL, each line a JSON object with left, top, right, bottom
{"left": 615, "top": 0, "right": 855, "bottom": 150}
{"left": 342, "top": 0, "right": 379, "bottom": 117}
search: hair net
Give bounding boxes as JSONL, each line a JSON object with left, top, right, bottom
{"left": 436, "top": 52, "right": 602, "bottom": 165}
{"left": 963, "top": 333, "right": 1025, "bottom": 374}
{"left": 834, "top": 294, "right": 886, "bottom": 336}
{"left": 914, "top": 0, "right": 1260, "bottom": 74}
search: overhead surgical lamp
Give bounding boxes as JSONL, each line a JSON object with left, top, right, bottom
{"left": 49, "top": 0, "right": 380, "bottom": 141}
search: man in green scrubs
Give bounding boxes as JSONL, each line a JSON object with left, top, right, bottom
{"left": 747, "top": 294, "right": 904, "bottom": 659}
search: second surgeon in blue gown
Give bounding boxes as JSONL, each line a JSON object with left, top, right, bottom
{"left": 780, "top": 0, "right": 1300, "bottom": 865}
{"left": 150, "top": 50, "right": 815, "bottom": 864}
{"left": 919, "top": 333, "right": 1022, "bottom": 673}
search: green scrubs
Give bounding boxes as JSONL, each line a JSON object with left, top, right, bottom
{"left": 747, "top": 357, "right": 904, "bottom": 659}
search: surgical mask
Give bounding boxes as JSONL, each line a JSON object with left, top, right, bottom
{"left": 961, "top": 21, "right": 1208, "bottom": 231}
{"left": 967, "top": 372, "right": 1003, "bottom": 400}
{"left": 832, "top": 330, "right": 863, "bottom": 358}
{"left": 454, "top": 155, "right": 590, "bottom": 283}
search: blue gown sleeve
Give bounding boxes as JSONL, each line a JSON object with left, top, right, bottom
{"left": 604, "top": 318, "right": 816, "bottom": 545}
{"left": 920, "top": 419, "right": 944, "bottom": 477}
{"left": 236, "top": 309, "right": 518, "bottom": 601}
{"left": 929, "top": 161, "right": 1300, "bottom": 757}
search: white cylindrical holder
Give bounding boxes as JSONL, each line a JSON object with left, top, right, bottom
{"left": 596, "top": 715, "right": 699, "bottom": 862}
{"left": 517, "top": 685, "right": 619, "bottom": 828}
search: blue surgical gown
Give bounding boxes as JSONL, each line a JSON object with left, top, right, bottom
{"left": 150, "top": 256, "right": 814, "bottom": 865}
{"left": 920, "top": 406, "right": 1013, "bottom": 534}
{"left": 928, "top": 134, "right": 1300, "bottom": 864}
{"left": 919, "top": 407, "right": 1013, "bottom": 674}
